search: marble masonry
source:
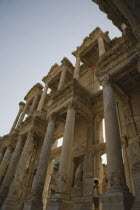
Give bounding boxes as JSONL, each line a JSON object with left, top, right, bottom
{"left": 0, "top": 1, "right": 140, "bottom": 209}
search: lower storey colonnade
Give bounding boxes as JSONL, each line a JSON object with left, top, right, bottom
{"left": 0, "top": 71, "right": 140, "bottom": 210}
{"left": 0, "top": 89, "right": 138, "bottom": 210}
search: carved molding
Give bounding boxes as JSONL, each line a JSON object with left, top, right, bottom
{"left": 96, "top": 38, "right": 140, "bottom": 79}
{"left": 24, "top": 83, "right": 43, "bottom": 101}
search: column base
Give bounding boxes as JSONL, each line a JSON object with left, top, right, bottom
{"left": 23, "top": 197, "right": 43, "bottom": 210}
{"left": 131, "top": 166, "right": 140, "bottom": 210}
{"left": 73, "top": 201, "right": 92, "bottom": 210}
{"left": 100, "top": 190, "right": 134, "bottom": 210}
{"left": 47, "top": 199, "right": 73, "bottom": 210}
{"left": 1, "top": 197, "right": 22, "bottom": 210}
{"left": 131, "top": 196, "right": 140, "bottom": 210}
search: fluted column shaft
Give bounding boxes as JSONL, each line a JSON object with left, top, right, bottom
{"left": 57, "top": 67, "right": 67, "bottom": 91}
{"left": 73, "top": 54, "right": 80, "bottom": 80}
{"left": 17, "top": 101, "right": 29, "bottom": 127}
{"left": 0, "top": 135, "right": 24, "bottom": 206}
{"left": 102, "top": 76, "right": 126, "bottom": 190}
{"left": 0, "top": 147, "right": 12, "bottom": 182}
{"left": 37, "top": 83, "right": 48, "bottom": 111}
{"left": 29, "top": 94, "right": 40, "bottom": 115}
{"left": 98, "top": 36, "right": 105, "bottom": 57}
{"left": 56, "top": 104, "right": 76, "bottom": 195}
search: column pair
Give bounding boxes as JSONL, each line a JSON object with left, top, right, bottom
{"left": 100, "top": 74, "right": 134, "bottom": 210}
{"left": 37, "top": 83, "right": 48, "bottom": 112}
{"left": 28, "top": 93, "right": 41, "bottom": 116}
{"left": 1, "top": 128, "right": 37, "bottom": 210}
{"left": 47, "top": 103, "right": 76, "bottom": 210}
{"left": 25, "top": 113, "right": 56, "bottom": 210}
{"left": 10, "top": 102, "right": 25, "bottom": 133}
{"left": 56, "top": 103, "right": 76, "bottom": 196}
{"left": 0, "top": 135, "right": 25, "bottom": 207}
{"left": 16, "top": 100, "right": 29, "bottom": 128}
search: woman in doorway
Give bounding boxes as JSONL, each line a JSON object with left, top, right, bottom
{"left": 92, "top": 178, "right": 100, "bottom": 210}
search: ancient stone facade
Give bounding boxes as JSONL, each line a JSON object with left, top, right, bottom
{"left": 0, "top": 1, "right": 140, "bottom": 210}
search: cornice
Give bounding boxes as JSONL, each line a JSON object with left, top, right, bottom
{"left": 61, "top": 57, "right": 74, "bottom": 69}
{"left": 19, "top": 101, "right": 25, "bottom": 108}
{"left": 24, "top": 83, "right": 43, "bottom": 101}
{"left": 72, "top": 27, "right": 110, "bottom": 57}
{"left": 42, "top": 63, "right": 60, "bottom": 84}
{"left": 96, "top": 39, "right": 139, "bottom": 79}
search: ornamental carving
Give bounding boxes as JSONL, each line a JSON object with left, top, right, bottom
{"left": 96, "top": 38, "right": 139, "bottom": 78}
{"left": 109, "top": 171, "right": 125, "bottom": 188}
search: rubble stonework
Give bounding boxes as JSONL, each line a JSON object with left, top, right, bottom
{"left": 0, "top": 2, "right": 140, "bottom": 209}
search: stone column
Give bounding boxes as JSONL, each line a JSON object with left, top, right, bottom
{"left": 29, "top": 93, "right": 40, "bottom": 115}
{"left": 98, "top": 36, "right": 105, "bottom": 58}
{"left": 56, "top": 103, "right": 76, "bottom": 196}
{"left": 0, "top": 147, "right": 12, "bottom": 183}
{"left": 10, "top": 102, "right": 25, "bottom": 133}
{"left": 122, "top": 141, "right": 134, "bottom": 194}
{"left": 0, "top": 148, "right": 6, "bottom": 165}
{"left": 121, "top": 23, "right": 127, "bottom": 35}
{"left": 93, "top": 115, "right": 100, "bottom": 144}
{"left": 37, "top": 83, "right": 48, "bottom": 112}
{"left": 27, "top": 114, "right": 56, "bottom": 210}
{"left": 47, "top": 104, "right": 76, "bottom": 210}
{"left": 93, "top": 153, "right": 101, "bottom": 179}
{"left": 57, "top": 67, "right": 67, "bottom": 91}
{"left": 99, "top": 117, "right": 104, "bottom": 143}
{"left": 43, "top": 160, "right": 55, "bottom": 210}
{"left": 93, "top": 67, "right": 100, "bottom": 93}
{"left": 16, "top": 100, "right": 29, "bottom": 128}
{"left": 2, "top": 128, "right": 36, "bottom": 210}
{"left": 0, "top": 135, "right": 25, "bottom": 207}
{"left": 73, "top": 54, "right": 80, "bottom": 80}
{"left": 100, "top": 75, "right": 134, "bottom": 210}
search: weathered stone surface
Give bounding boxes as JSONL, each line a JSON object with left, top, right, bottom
{"left": 0, "top": 8, "right": 140, "bottom": 209}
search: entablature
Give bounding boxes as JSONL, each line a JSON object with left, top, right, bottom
{"left": 42, "top": 58, "right": 74, "bottom": 91}
{"left": 96, "top": 38, "right": 140, "bottom": 94}
{"left": 47, "top": 79, "right": 92, "bottom": 118}
{"left": 72, "top": 27, "right": 111, "bottom": 67}
{"left": 42, "top": 63, "right": 60, "bottom": 90}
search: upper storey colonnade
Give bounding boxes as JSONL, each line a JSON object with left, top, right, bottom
{"left": 9, "top": 27, "right": 108, "bottom": 133}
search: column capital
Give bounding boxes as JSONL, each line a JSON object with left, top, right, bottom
{"left": 61, "top": 65, "right": 66, "bottom": 72}
{"left": 48, "top": 112, "right": 57, "bottom": 121}
{"left": 67, "top": 100, "right": 79, "bottom": 111}
{"left": 19, "top": 102, "right": 25, "bottom": 111}
{"left": 7, "top": 144, "right": 14, "bottom": 151}
{"left": 76, "top": 53, "right": 80, "bottom": 59}
{"left": 101, "top": 74, "right": 112, "bottom": 87}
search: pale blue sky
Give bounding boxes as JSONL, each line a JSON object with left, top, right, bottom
{"left": 0, "top": 0, "right": 121, "bottom": 136}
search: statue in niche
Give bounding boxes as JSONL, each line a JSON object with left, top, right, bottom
{"left": 74, "top": 161, "right": 83, "bottom": 188}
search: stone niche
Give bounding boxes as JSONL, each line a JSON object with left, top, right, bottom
{"left": 72, "top": 156, "right": 84, "bottom": 188}
{"left": 71, "top": 155, "right": 84, "bottom": 198}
